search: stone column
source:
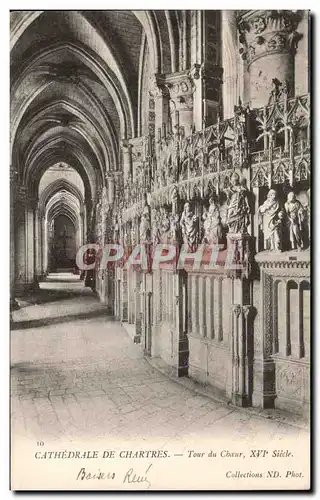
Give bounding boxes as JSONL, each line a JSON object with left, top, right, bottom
{"left": 40, "top": 215, "right": 47, "bottom": 276}
{"left": 83, "top": 204, "right": 87, "bottom": 244}
{"left": 10, "top": 167, "right": 19, "bottom": 312}
{"left": 238, "top": 10, "right": 303, "bottom": 108}
{"left": 14, "top": 201, "right": 27, "bottom": 296}
{"left": 33, "top": 202, "right": 40, "bottom": 283}
{"left": 225, "top": 230, "right": 255, "bottom": 407}
{"left": 26, "top": 203, "right": 36, "bottom": 285}
{"left": 106, "top": 175, "right": 115, "bottom": 205}
{"left": 115, "top": 267, "right": 121, "bottom": 320}
{"left": 172, "top": 270, "right": 189, "bottom": 377}
{"left": 37, "top": 214, "right": 42, "bottom": 278}
{"left": 134, "top": 271, "right": 142, "bottom": 343}
{"left": 78, "top": 211, "right": 83, "bottom": 248}
{"left": 149, "top": 75, "right": 170, "bottom": 136}
{"left": 120, "top": 268, "right": 128, "bottom": 322}
{"left": 206, "top": 276, "right": 213, "bottom": 339}
{"left": 145, "top": 287, "right": 153, "bottom": 356}
{"left": 198, "top": 275, "right": 206, "bottom": 338}
{"left": 190, "top": 11, "right": 223, "bottom": 129}
{"left": 166, "top": 71, "right": 195, "bottom": 136}
{"left": 121, "top": 140, "right": 133, "bottom": 183}
{"left": 252, "top": 269, "right": 276, "bottom": 409}
{"left": 14, "top": 189, "right": 39, "bottom": 295}
{"left": 228, "top": 304, "right": 254, "bottom": 407}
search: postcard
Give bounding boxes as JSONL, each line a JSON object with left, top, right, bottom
{"left": 10, "top": 9, "right": 311, "bottom": 491}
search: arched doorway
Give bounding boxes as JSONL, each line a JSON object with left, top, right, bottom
{"left": 50, "top": 215, "right": 77, "bottom": 272}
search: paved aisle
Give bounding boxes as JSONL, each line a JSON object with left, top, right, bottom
{"left": 11, "top": 274, "right": 308, "bottom": 445}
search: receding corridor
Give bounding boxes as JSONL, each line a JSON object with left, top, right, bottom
{"left": 11, "top": 274, "right": 308, "bottom": 446}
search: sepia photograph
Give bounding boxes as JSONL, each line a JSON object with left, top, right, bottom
{"left": 9, "top": 8, "right": 311, "bottom": 491}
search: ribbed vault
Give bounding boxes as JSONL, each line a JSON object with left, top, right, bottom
{"left": 10, "top": 10, "right": 180, "bottom": 212}
{"left": 39, "top": 178, "right": 84, "bottom": 218}
{"left": 46, "top": 191, "right": 80, "bottom": 229}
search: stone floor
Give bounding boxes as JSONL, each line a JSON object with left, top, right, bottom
{"left": 11, "top": 273, "right": 309, "bottom": 445}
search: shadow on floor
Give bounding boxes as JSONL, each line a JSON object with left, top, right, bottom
{"left": 11, "top": 308, "right": 110, "bottom": 331}
{"left": 15, "top": 287, "right": 95, "bottom": 307}
{"left": 10, "top": 362, "right": 72, "bottom": 397}
{"left": 11, "top": 362, "right": 50, "bottom": 376}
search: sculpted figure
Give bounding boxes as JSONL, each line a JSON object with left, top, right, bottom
{"left": 180, "top": 202, "right": 199, "bottom": 251}
{"left": 130, "top": 223, "right": 137, "bottom": 247}
{"left": 139, "top": 198, "right": 151, "bottom": 243}
{"left": 226, "top": 172, "right": 251, "bottom": 234}
{"left": 152, "top": 207, "right": 171, "bottom": 244}
{"left": 284, "top": 192, "right": 304, "bottom": 250}
{"left": 306, "top": 188, "right": 311, "bottom": 243}
{"left": 168, "top": 212, "right": 180, "bottom": 242}
{"left": 258, "top": 189, "right": 284, "bottom": 251}
{"left": 152, "top": 209, "right": 161, "bottom": 245}
{"left": 113, "top": 215, "right": 120, "bottom": 243}
{"left": 160, "top": 208, "right": 171, "bottom": 235}
{"left": 202, "top": 197, "right": 223, "bottom": 244}
{"left": 268, "top": 78, "right": 282, "bottom": 105}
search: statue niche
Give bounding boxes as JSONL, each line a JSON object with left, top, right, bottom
{"left": 139, "top": 195, "right": 151, "bottom": 243}
{"left": 301, "top": 188, "right": 311, "bottom": 248}
{"left": 258, "top": 189, "right": 284, "bottom": 252}
{"left": 284, "top": 191, "right": 305, "bottom": 251}
{"left": 202, "top": 197, "right": 223, "bottom": 244}
{"left": 180, "top": 202, "right": 199, "bottom": 251}
{"left": 226, "top": 172, "right": 251, "bottom": 234}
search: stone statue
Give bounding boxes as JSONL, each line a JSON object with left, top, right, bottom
{"left": 130, "top": 222, "right": 137, "bottom": 247}
{"left": 168, "top": 212, "right": 180, "bottom": 242}
{"left": 113, "top": 215, "right": 120, "bottom": 243}
{"left": 268, "top": 77, "right": 282, "bottom": 104}
{"left": 202, "top": 197, "right": 223, "bottom": 244}
{"left": 139, "top": 198, "right": 151, "bottom": 243}
{"left": 152, "top": 207, "right": 171, "bottom": 244}
{"left": 161, "top": 208, "right": 171, "bottom": 236}
{"left": 258, "top": 189, "right": 284, "bottom": 251}
{"left": 305, "top": 188, "right": 311, "bottom": 244}
{"left": 284, "top": 192, "right": 305, "bottom": 251}
{"left": 152, "top": 209, "right": 161, "bottom": 245}
{"left": 226, "top": 172, "right": 251, "bottom": 234}
{"left": 180, "top": 202, "right": 199, "bottom": 251}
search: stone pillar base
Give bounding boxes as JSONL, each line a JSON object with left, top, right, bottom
{"left": 231, "top": 393, "right": 250, "bottom": 408}
{"left": 252, "top": 391, "right": 276, "bottom": 410}
{"left": 14, "top": 281, "right": 40, "bottom": 296}
{"left": 252, "top": 358, "right": 276, "bottom": 409}
{"left": 10, "top": 297, "right": 20, "bottom": 311}
{"left": 172, "top": 337, "right": 189, "bottom": 378}
{"left": 122, "top": 321, "right": 141, "bottom": 344}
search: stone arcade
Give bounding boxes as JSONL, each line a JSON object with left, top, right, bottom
{"left": 10, "top": 10, "right": 310, "bottom": 417}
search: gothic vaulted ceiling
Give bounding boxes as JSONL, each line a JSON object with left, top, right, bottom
{"left": 10, "top": 10, "right": 180, "bottom": 202}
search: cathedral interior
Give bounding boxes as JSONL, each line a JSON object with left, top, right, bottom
{"left": 10, "top": 10, "right": 310, "bottom": 420}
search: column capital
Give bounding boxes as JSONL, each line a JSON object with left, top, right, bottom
{"left": 237, "top": 10, "right": 303, "bottom": 66}
{"left": 10, "top": 165, "right": 19, "bottom": 185}
{"left": 14, "top": 184, "right": 38, "bottom": 209}
{"left": 165, "top": 70, "right": 196, "bottom": 109}
{"left": 232, "top": 304, "right": 242, "bottom": 318}
{"left": 243, "top": 304, "right": 254, "bottom": 319}
{"left": 121, "top": 139, "right": 133, "bottom": 152}
{"left": 148, "top": 75, "right": 170, "bottom": 98}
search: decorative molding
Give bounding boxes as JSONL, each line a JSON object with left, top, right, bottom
{"left": 237, "top": 10, "right": 303, "bottom": 66}
{"left": 148, "top": 75, "right": 169, "bottom": 98}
